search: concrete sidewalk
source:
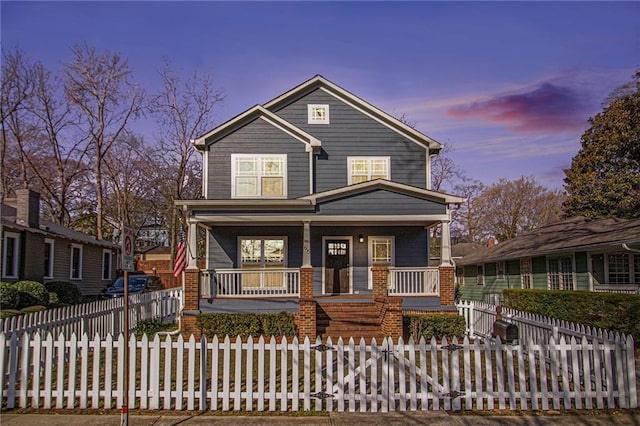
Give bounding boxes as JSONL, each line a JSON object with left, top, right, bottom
{"left": 1, "top": 412, "right": 640, "bottom": 425}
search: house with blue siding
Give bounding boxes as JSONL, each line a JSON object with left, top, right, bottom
{"left": 176, "top": 75, "right": 464, "bottom": 340}
{"left": 457, "top": 216, "right": 640, "bottom": 303}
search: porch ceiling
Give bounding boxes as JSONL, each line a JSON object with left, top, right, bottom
{"left": 191, "top": 213, "right": 448, "bottom": 228}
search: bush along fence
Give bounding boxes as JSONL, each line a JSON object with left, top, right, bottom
{"left": 456, "top": 300, "right": 630, "bottom": 346}
{"left": 0, "top": 288, "right": 182, "bottom": 338}
{"left": 0, "top": 332, "right": 636, "bottom": 412}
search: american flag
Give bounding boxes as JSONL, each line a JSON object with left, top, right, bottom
{"left": 173, "top": 226, "right": 187, "bottom": 278}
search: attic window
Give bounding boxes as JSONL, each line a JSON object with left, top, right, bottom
{"left": 308, "top": 104, "right": 329, "bottom": 124}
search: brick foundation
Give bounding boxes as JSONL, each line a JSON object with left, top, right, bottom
{"left": 183, "top": 268, "right": 200, "bottom": 311}
{"left": 295, "top": 267, "right": 316, "bottom": 340}
{"left": 180, "top": 314, "right": 201, "bottom": 339}
{"left": 371, "top": 265, "right": 389, "bottom": 301}
{"left": 439, "top": 265, "right": 455, "bottom": 306}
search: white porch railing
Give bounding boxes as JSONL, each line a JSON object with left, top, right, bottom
{"left": 593, "top": 284, "right": 640, "bottom": 294}
{"left": 388, "top": 267, "right": 439, "bottom": 296}
{"left": 201, "top": 268, "right": 300, "bottom": 298}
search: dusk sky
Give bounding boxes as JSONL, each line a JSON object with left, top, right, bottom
{"left": 2, "top": 1, "right": 639, "bottom": 191}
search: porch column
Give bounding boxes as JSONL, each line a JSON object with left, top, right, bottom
{"left": 440, "top": 220, "right": 452, "bottom": 266}
{"left": 187, "top": 218, "right": 198, "bottom": 269}
{"left": 302, "top": 221, "right": 311, "bottom": 268}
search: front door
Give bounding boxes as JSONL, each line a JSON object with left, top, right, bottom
{"left": 325, "top": 239, "right": 350, "bottom": 294}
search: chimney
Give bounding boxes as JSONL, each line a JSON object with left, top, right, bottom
{"left": 487, "top": 236, "right": 497, "bottom": 248}
{"left": 15, "top": 189, "right": 40, "bottom": 229}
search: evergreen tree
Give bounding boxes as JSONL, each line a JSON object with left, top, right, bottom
{"left": 563, "top": 71, "right": 640, "bottom": 218}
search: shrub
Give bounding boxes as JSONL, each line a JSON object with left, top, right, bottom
{"left": 45, "top": 281, "right": 82, "bottom": 305}
{"left": 20, "top": 305, "right": 48, "bottom": 314}
{"left": 134, "top": 319, "right": 178, "bottom": 339}
{"left": 0, "top": 282, "right": 19, "bottom": 310}
{"left": 0, "top": 309, "right": 22, "bottom": 319}
{"left": 403, "top": 313, "right": 467, "bottom": 340}
{"left": 14, "top": 280, "right": 48, "bottom": 308}
{"left": 503, "top": 289, "right": 640, "bottom": 339}
{"left": 261, "top": 312, "right": 297, "bottom": 336}
{"left": 196, "top": 312, "right": 297, "bottom": 338}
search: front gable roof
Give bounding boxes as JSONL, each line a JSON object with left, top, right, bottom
{"left": 301, "top": 179, "right": 465, "bottom": 205}
{"left": 193, "top": 105, "right": 321, "bottom": 151}
{"left": 458, "top": 216, "right": 640, "bottom": 266}
{"left": 264, "top": 75, "right": 442, "bottom": 152}
{"left": 193, "top": 75, "right": 442, "bottom": 152}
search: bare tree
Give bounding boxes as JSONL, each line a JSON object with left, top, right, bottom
{"left": 25, "top": 62, "right": 91, "bottom": 225}
{"left": 1, "top": 49, "right": 37, "bottom": 195}
{"left": 431, "top": 145, "right": 462, "bottom": 192}
{"left": 451, "top": 177, "right": 486, "bottom": 243}
{"left": 151, "top": 60, "right": 223, "bottom": 262}
{"left": 64, "top": 43, "right": 144, "bottom": 238}
{"left": 102, "top": 133, "right": 164, "bottom": 233}
{"left": 473, "top": 176, "right": 564, "bottom": 241}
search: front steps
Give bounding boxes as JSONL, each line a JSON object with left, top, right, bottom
{"left": 316, "top": 301, "right": 383, "bottom": 343}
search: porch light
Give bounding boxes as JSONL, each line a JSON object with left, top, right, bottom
{"left": 358, "top": 234, "right": 365, "bottom": 243}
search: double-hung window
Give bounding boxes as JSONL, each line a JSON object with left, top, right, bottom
{"left": 232, "top": 154, "right": 286, "bottom": 198}
{"left": 44, "top": 239, "right": 54, "bottom": 279}
{"left": 477, "top": 264, "right": 485, "bottom": 286}
{"left": 2, "top": 232, "right": 20, "bottom": 279}
{"left": 368, "top": 237, "right": 394, "bottom": 289}
{"left": 102, "top": 249, "right": 113, "bottom": 281}
{"left": 348, "top": 157, "right": 390, "bottom": 185}
{"left": 496, "top": 261, "right": 505, "bottom": 279}
{"left": 607, "top": 253, "right": 630, "bottom": 284}
{"left": 547, "top": 255, "right": 574, "bottom": 290}
{"left": 70, "top": 244, "right": 83, "bottom": 280}
{"left": 520, "top": 258, "right": 532, "bottom": 289}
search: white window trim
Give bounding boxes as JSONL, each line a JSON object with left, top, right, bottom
{"left": 347, "top": 156, "right": 391, "bottom": 185}
{"left": 367, "top": 236, "right": 395, "bottom": 289}
{"left": 237, "top": 236, "right": 288, "bottom": 268}
{"left": 2, "top": 231, "right": 20, "bottom": 279}
{"left": 520, "top": 257, "right": 532, "bottom": 289}
{"left": 102, "top": 249, "right": 113, "bottom": 281}
{"left": 547, "top": 254, "right": 576, "bottom": 291}
{"left": 69, "top": 243, "right": 83, "bottom": 280}
{"left": 321, "top": 236, "right": 353, "bottom": 295}
{"left": 477, "top": 264, "right": 485, "bottom": 286}
{"left": 307, "top": 104, "right": 330, "bottom": 124}
{"left": 231, "top": 154, "right": 288, "bottom": 199}
{"left": 604, "top": 252, "right": 634, "bottom": 285}
{"left": 496, "top": 260, "right": 505, "bottom": 280}
{"left": 44, "top": 238, "right": 55, "bottom": 280}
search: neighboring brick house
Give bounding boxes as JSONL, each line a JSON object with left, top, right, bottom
{"left": 175, "top": 75, "right": 464, "bottom": 340}
{"left": 457, "top": 216, "right": 640, "bottom": 303}
{"left": 1, "top": 190, "right": 119, "bottom": 296}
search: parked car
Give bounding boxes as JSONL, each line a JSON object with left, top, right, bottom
{"left": 100, "top": 272, "right": 158, "bottom": 299}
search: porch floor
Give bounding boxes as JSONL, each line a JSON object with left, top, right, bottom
{"left": 200, "top": 297, "right": 299, "bottom": 314}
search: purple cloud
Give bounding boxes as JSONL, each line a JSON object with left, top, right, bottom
{"left": 447, "top": 83, "right": 591, "bottom": 133}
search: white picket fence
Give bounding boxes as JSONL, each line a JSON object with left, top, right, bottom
{"left": 456, "top": 300, "right": 630, "bottom": 345}
{"left": 1, "top": 332, "right": 636, "bottom": 411}
{"left": 0, "top": 288, "right": 182, "bottom": 338}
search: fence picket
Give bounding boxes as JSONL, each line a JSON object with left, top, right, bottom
{"left": 570, "top": 337, "right": 582, "bottom": 409}
{"left": 397, "top": 337, "right": 407, "bottom": 411}
{"left": 291, "top": 336, "right": 299, "bottom": 412}
{"left": 325, "top": 337, "right": 334, "bottom": 412}
{"left": 246, "top": 337, "right": 254, "bottom": 412}
{"left": 257, "top": 336, "right": 265, "bottom": 411}
{"left": 104, "top": 334, "right": 114, "bottom": 409}
{"left": 336, "top": 337, "right": 345, "bottom": 412}
{"left": 281, "top": 337, "right": 288, "bottom": 412}
{"left": 234, "top": 335, "right": 242, "bottom": 411}
{"left": 268, "top": 336, "right": 277, "bottom": 411}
